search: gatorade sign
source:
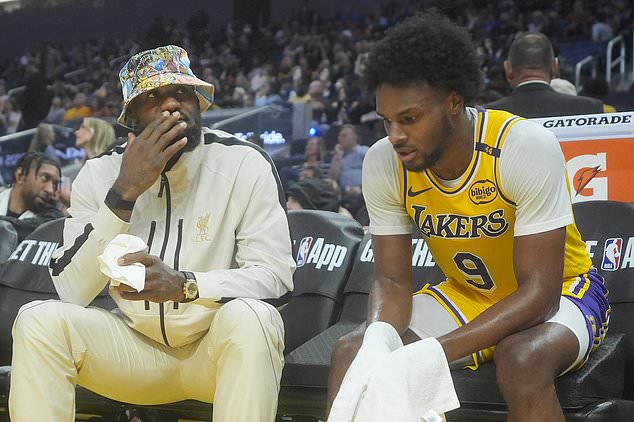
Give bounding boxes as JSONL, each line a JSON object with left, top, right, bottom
{"left": 533, "top": 112, "right": 634, "bottom": 203}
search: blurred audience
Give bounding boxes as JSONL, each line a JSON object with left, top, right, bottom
{"left": 63, "top": 92, "right": 92, "bottom": 122}
{"left": 28, "top": 123, "right": 60, "bottom": 164}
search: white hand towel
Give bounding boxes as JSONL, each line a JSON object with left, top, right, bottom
{"left": 328, "top": 321, "right": 403, "bottom": 422}
{"left": 98, "top": 234, "right": 148, "bottom": 292}
{"left": 353, "top": 337, "right": 460, "bottom": 421}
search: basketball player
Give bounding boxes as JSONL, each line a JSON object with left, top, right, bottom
{"left": 328, "top": 13, "right": 610, "bottom": 422}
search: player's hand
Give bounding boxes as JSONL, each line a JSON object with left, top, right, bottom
{"left": 113, "top": 111, "right": 188, "bottom": 201}
{"left": 111, "top": 251, "right": 185, "bottom": 303}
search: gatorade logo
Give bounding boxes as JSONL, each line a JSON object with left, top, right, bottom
{"left": 567, "top": 153, "right": 607, "bottom": 202}
{"left": 468, "top": 180, "right": 497, "bottom": 205}
{"left": 295, "top": 237, "right": 348, "bottom": 271}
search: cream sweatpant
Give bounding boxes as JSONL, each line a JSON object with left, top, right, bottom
{"left": 9, "top": 298, "right": 285, "bottom": 422}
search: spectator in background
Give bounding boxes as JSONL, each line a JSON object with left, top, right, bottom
{"left": 550, "top": 78, "right": 578, "bottom": 96}
{"left": 3, "top": 97, "right": 22, "bottom": 134}
{"left": 28, "top": 123, "right": 60, "bottom": 164}
{"left": 328, "top": 124, "right": 367, "bottom": 192}
{"left": 74, "top": 117, "right": 116, "bottom": 160}
{"left": 17, "top": 67, "right": 51, "bottom": 131}
{"left": 487, "top": 32, "right": 604, "bottom": 118}
{"left": 279, "top": 136, "right": 328, "bottom": 189}
{"left": 0, "top": 152, "right": 64, "bottom": 240}
{"left": 329, "top": 124, "right": 368, "bottom": 224}
{"left": 59, "top": 117, "right": 117, "bottom": 206}
{"left": 44, "top": 96, "right": 66, "bottom": 124}
{"left": 63, "top": 92, "right": 92, "bottom": 122}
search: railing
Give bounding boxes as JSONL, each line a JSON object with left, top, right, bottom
{"left": 575, "top": 55, "right": 597, "bottom": 92}
{"left": 606, "top": 35, "right": 626, "bottom": 85}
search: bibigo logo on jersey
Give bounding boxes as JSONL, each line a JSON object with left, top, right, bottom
{"left": 468, "top": 179, "right": 497, "bottom": 205}
{"left": 296, "top": 237, "right": 347, "bottom": 271}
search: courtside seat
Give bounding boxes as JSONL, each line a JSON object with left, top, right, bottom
{"left": 0, "top": 218, "right": 115, "bottom": 365}
{"left": 0, "top": 220, "right": 17, "bottom": 264}
{"left": 279, "top": 230, "right": 445, "bottom": 417}
{"left": 282, "top": 210, "right": 364, "bottom": 354}
{"left": 437, "top": 200, "right": 634, "bottom": 420}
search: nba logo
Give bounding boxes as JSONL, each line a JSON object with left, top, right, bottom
{"left": 601, "top": 238, "right": 623, "bottom": 271}
{"left": 296, "top": 237, "right": 313, "bottom": 267}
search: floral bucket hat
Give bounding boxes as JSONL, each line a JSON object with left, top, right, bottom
{"left": 117, "top": 45, "right": 215, "bottom": 129}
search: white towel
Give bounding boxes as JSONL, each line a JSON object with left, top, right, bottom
{"left": 354, "top": 337, "right": 460, "bottom": 421}
{"left": 328, "top": 321, "right": 403, "bottom": 422}
{"left": 98, "top": 234, "right": 148, "bottom": 292}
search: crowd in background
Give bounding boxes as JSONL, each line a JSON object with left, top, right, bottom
{"left": 0, "top": 0, "right": 633, "bottom": 225}
{"left": 2, "top": 0, "right": 633, "bottom": 135}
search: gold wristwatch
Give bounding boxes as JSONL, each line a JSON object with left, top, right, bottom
{"left": 181, "top": 271, "right": 199, "bottom": 302}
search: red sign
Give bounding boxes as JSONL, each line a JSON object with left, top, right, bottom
{"left": 560, "top": 138, "right": 634, "bottom": 203}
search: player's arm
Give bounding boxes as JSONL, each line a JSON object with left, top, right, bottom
{"left": 362, "top": 138, "right": 416, "bottom": 333}
{"left": 367, "top": 233, "right": 414, "bottom": 333}
{"left": 437, "top": 227, "right": 565, "bottom": 362}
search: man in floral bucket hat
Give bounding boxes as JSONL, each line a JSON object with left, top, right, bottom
{"left": 10, "top": 45, "right": 295, "bottom": 422}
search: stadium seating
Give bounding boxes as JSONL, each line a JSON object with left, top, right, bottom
{"left": 0, "top": 220, "right": 17, "bottom": 264}
{"left": 282, "top": 210, "right": 364, "bottom": 354}
{"left": 0, "top": 218, "right": 115, "bottom": 365}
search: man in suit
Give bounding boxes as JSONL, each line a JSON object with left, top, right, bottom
{"left": 487, "top": 32, "right": 604, "bottom": 118}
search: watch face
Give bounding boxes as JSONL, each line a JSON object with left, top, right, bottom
{"left": 185, "top": 281, "right": 198, "bottom": 299}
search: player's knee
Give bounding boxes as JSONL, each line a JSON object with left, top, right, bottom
{"left": 331, "top": 330, "right": 363, "bottom": 365}
{"left": 495, "top": 334, "right": 544, "bottom": 383}
{"left": 12, "top": 300, "right": 64, "bottom": 341}
{"left": 214, "top": 298, "right": 283, "bottom": 352}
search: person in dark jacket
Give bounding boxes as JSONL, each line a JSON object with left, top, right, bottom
{"left": 487, "top": 32, "right": 604, "bottom": 118}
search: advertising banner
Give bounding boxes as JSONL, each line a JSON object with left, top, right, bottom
{"left": 532, "top": 112, "right": 634, "bottom": 203}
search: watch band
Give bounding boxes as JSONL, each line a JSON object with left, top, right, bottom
{"left": 105, "top": 187, "right": 136, "bottom": 211}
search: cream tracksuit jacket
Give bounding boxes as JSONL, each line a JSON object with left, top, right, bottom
{"left": 50, "top": 129, "right": 295, "bottom": 348}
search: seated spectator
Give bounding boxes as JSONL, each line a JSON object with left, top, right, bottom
{"left": 328, "top": 124, "right": 368, "bottom": 192}
{"left": 28, "top": 123, "right": 60, "bottom": 164}
{"left": 44, "top": 96, "right": 66, "bottom": 124}
{"left": 487, "top": 32, "right": 604, "bottom": 117}
{"left": 279, "top": 136, "right": 328, "bottom": 189}
{"left": 2, "top": 97, "right": 22, "bottom": 134}
{"left": 286, "top": 177, "right": 352, "bottom": 218}
{"left": 550, "top": 78, "right": 577, "bottom": 96}
{"left": 59, "top": 117, "right": 117, "bottom": 209}
{"left": 0, "top": 152, "right": 64, "bottom": 241}
{"left": 74, "top": 117, "right": 116, "bottom": 160}
{"left": 63, "top": 92, "right": 92, "bottom": 122}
